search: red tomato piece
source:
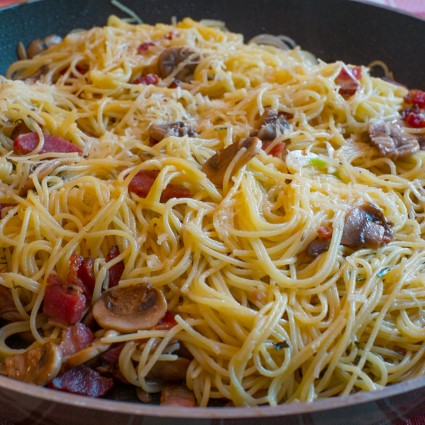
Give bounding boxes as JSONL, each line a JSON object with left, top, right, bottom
{"left": 14, "top": 132, "right": 82, "bottom": 155}
{"left": 43, "top": 274, "right": 86, "bottom": 325}
{"left": 49, "top": 366, "right": 114, "bottom": 398}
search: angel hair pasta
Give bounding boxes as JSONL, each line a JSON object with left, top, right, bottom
{"left": 0, "top": 16, "right": 425, "bottom": 407}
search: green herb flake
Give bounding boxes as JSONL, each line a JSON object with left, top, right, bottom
{"left": 378, "top": 267, "right": 390, "bottom": 278}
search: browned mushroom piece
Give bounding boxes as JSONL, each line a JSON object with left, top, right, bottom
{"left": 368, "top": 120, "right": 419, "bottom": 159}
{"left": 26, "top": 34, "right": 62, "bottom": 59}
{"left": 306, "top": 238, "right": 331, "bottom": 258}
{"left": 136, "top": 387, "right": 153, "bottom": 403}
{"left": 252, "top": 109, "right": 290, "bottom": 141}
{"left": 0, "top": 342, "right": 62, "bottom": 386}
{"left": 147, "top": 357, "right": 191, "bottom": 382}
{"left": 202, "top": 136, "right": 262, "bottom": 187}
{"left": 157, "top": 47, "right": 199, "bottom": 82}
{"left": 149, "top": 121, "right": 198, "bottom": 143}
{"left": 160, "top": 384, "right": 196, "bottom": 407}
{"left": 341, "top": 203, "right": 393, "bottom": 249}
{"left": 92, "top": 283, "right": 167, "bottom": 333}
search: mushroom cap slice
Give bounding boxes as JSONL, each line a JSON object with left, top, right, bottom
{"left": 92, "top": 283, "right": 167, "bottom": 333}
{"left": 157, "top": 47, "right": 199, "bottom": 82}
{"left": 0, "top": 342, "right": 62, "bottom": 386}
{"left": 202, "top": 137, "right": 262, "bottom": 187}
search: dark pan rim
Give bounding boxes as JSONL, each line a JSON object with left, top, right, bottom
{"left": 1, "top": 374, "right": 425, "bottom": 418}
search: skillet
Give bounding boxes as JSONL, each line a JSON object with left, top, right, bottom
{"left": 0, "top": 1, "right": 425, "bottom": 424}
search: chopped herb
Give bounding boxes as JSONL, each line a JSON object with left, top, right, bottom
{"left": 273, "top": 341, "right": 289, "bottom": 350}
{"left": 378, "top": 267, "right": 390, "bottom": 278}
{"left": 310, "top": 157, "right": 327, "bottom": 170}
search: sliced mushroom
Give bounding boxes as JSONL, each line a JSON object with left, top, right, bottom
{"left": 251, "top": 109, "right": 290, "bottom": 141}
{"left": 26, "top": 34, "right": 62, "bottom": 59}
{"left": 92, "top": 283, "right": 167, "bottom": 333}
{"left": 149, "top": 121, "right": 198, "bottom": 143}
{"left": 147, "top": 357, "right": 191, "bottom": 382}
{"left": 368, "top": 120, "right": 419, "bottom": 159}
{"left": 157, "top": 47, "right": 199, "bottom": 82}
{"left": 202, "top": 136, "right": 262, "bottom": 186}
{"left": 0, "top": 342, "right": 62, "bottom": 386}
{"left": 306, "top": 238, "right": 331, "bottom": 258}
{"left": 65, "top": 330, "right": 119, "bottom": 367}
{"left": 136, "top": 387, "right": 153, "bottom": 403}
{"left": 160, "top": 384, "right": 196, "bottom": 407}
{"left": 341, "top": 203, "right": 393, "bottom": 249}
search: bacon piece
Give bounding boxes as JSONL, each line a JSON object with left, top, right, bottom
{"left": 14, "top": 132, "right": 82, "bottom": 155}
{"left": 101, "top": 343, "right": 125, "bottom": 365}
{"left": 261, "top": 141, "right": 286, "bottom": 157}
{"left": 402, "top": 105, "right": 425, "bottom": 129}
{"left": 131, "top": 74, "right": 160, "bottom": 85}
{"left": 43, "top": 274, "right": 87, "bottom": 325}
{"left": 335, "top": 65, "right": 362, "bottom": 97}
{"left": 68, "top": 254, "right": 96, "bottom": 295}
{"left": 160, "top": 385, "right": 196, "bottom": 406}
{"left": 128, "top": 169, "right": 191, "bottom": 202}
{"left": 60, "top": 323, "right": 95, "bottom": 357}
{"left": 137, "top": 41, "right": 155, "bottom": 53}
{"left": 49, "top": 365, "right": 113, "bottom": 397}
{"left": 317, "top": 225, "right": 333, "bottom": 239}
{"left": 153, "top": 310, "right": 177, "bottom": 330}
{"left": 404, "top": 89, "right": 425, "bottom": 108}
{"left": 106, "top": 245, "right": 124, "bottom": 288}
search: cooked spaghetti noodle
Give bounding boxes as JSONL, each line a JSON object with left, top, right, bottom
{"left": 0, "top": 16, "right": 424, "bottom": 407}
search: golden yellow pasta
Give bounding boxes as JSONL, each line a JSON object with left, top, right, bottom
{"left": 0, "top": 16, "right": 424, "bottom": 407}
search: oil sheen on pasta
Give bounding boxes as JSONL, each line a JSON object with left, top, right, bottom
{"left": 0, "top": 16, "right": 424, "bottom": 407}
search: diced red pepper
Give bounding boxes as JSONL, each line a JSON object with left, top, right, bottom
{"left": 49, "top": 366, "right": 114, "bottom": 398}
{"left": 153, "top": 310, "right": 177, "bottom": 330}
{"left": 106, "top": 245, "right": 124, "bottom": 288}
{"left": 131, "top": 74, "right": 160, "bottom": 85}
{"left": 14, "top": 132, "right": 82, "bottom": 155}
{"left": 43, "top": 274, "right": 87, "bottom": 325}
{"left": 128, "top": 169, "right": 191, "bottom": 202}
{"left": 335, "top": 65, "right": 362, "bottom": 97}
{"left": 60, "top": 323, "right": 95, "bottom": 357}
{"left": 404, "top": 89, "right": 425, "bottom": 108}
{"left": 318, "top": 225, "right": 333, "bottom": 239}
{"left": 137, "top": 41, "right": 155, "bottom": 54}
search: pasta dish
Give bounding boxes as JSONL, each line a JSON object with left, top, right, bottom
{"left": 0, "top": 16, "right": 424, "bottom": 407}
